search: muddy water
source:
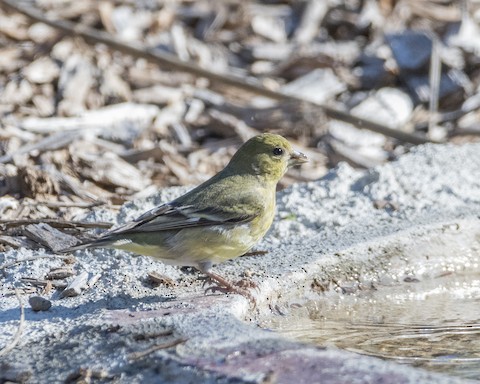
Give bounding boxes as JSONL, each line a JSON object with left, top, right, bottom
{"left": 264, "top": 271, "right": 480, "bottom": 380}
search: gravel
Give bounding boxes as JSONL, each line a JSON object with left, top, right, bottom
{"left": 1, "top": 142, "right": 479, "bottom": 383}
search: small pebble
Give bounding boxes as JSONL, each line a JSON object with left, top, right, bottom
{"left": 29, "top": 296, "right": 52, "bottom": 312}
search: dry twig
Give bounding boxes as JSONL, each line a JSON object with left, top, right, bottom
{"left": 20, "top": 277, "right": 68, "bottom": 289}
{"left": 128, "top": 338, "right": 186, "bottom": 360}
{"left": 0, "top": 219, "right": 112, "bottom": 229}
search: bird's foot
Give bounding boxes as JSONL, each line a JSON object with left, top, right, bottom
{"left": 233, "top": 277, "right": 258, "bottom": 290}
{"left": 203, "top": 271, "right": 256, "bottom": 305}
{"left": 200, "top": 274, "right": 258, "bottom": 291}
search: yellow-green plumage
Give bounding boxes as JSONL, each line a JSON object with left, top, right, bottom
{"left": 114, "top": 177, "right": 276, "bottom": 266}
{"left": 67, "top": 133, "right": 307, "bottom": 279}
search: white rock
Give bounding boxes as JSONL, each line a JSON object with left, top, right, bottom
{"left": 327, "top": 88, "right": 413, "bottom": 164}
{"left": 51, "top": 40, "right": 76, "bottom": 62}
{"left": 19, "top": 102, "right": 159, "bottom": 142}
{"left": 251, "top": 15, "right": 287, "bottom": 43}
{"left": 28, "top": 23, "right": 57, "bottom": 44}
{"left": 0, "top": 79, "right": 33, "bottom": 105}
{"left": 351, "top": 87, "right": 413, "bottom": 129}
{"left": 449, "top": 17, "right": 480, "bottom": 56}
{"left": 329, "top": 120, "right": 386, "bottom": 148}
{"left": 111, "top": 6, "right": 153, "bottom": 41}
{"left": 23, "top": 57, "right": 60, "bottom": 84}
{"left": 282, "top": 68, "right": 346, "bottom": 104}
{"left": 0, "top": 196, "right": 19, "bottom": 215}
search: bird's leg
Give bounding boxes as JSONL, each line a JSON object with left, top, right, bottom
{"left": 204, "top": 270, "right": 256, "bottom": 303}
{"left": 197, "top": 262, "right": 256, "bottom": 304}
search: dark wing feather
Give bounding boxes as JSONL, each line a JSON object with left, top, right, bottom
{"left": 105, "top": 202, "right": 257, "bottom": 236}
{"left": 102, "top": 174, "right": 265, "bottom": 237}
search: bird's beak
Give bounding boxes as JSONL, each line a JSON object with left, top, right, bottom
{"left": 289, "top": 150, "right": 308, "bottom": 166}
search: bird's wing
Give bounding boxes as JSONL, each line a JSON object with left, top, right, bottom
{"left": 105, "top": 200, "right": 258, "bottom": 236}
{"left": 101, "top": 172, "right": 268, "bottom": 238}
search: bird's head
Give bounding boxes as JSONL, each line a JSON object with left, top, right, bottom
{"left": 226, "top": 133, "right": 308, "bottom": 183}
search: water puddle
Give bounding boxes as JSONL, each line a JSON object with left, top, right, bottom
{"left": 263, "top": 271, "right": 480, "bottom": 380}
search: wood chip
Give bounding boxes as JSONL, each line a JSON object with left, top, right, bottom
{"left": 20, "top": 277, "right": 68, "bottom": 289}
{"left": 23, "top": 57, "right": 60, "bottom": 84}
{"left": 294, "top": 1, "right": 329, "bottom": 45}
{"left": 74, "top": 151, "right": 150, "bottom": 191}
{"left": 17, "top": 166, "right": 60, "bottom": 198}
{"left": 0, "top": 218, "right": 112, "bottom": 230}
{"left": 87, "top": 273, "right": 101, "bottom": 288}
{"left": 57, "top": 54, "right": 95, "bottom": 116}
{"left": 0, "top": 235, "right": 35, "bottom": 249}
{"left": 45, "top": 266, "right": 75, "bottom": 280}
{"left": 60, "top": 271, "right": 89, "bottom": 298}
{"left": 23, "top": 223, "right": 81, "bottom": 252}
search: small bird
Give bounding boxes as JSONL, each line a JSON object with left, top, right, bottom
{"left": 65, "top": 133, "right": 307, "bottom": 301}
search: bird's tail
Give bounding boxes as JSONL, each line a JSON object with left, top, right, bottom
{"left": 60, "top": 237, "right": 114, "bottom": 253}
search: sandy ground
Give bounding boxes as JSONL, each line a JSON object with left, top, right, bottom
{"left": 1, "top": 142, "right": 480, "bottom": 383}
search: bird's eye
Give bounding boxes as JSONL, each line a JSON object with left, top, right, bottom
{"left": 273, "top": 147, "right": 284, "bottom": 156}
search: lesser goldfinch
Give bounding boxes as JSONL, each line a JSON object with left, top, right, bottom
{"left": 66, "top": 133, "right": 307, "bottom": 301}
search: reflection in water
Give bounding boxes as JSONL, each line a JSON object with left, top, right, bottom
{"left": 264, "top": 272, "right": 480, "bottom": 380}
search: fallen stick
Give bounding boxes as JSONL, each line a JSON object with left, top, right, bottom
{"left": 0, "top": 130, "right": 79, "bottom": 164}
{"left": 128, "top": 338, "right": 186, "bottom": 360}
{"left": 20, "top": 277, "right": 68, "bottom": 289}
{"left": 24, "top": 200, "right": 106, "bottom": 209}
{"left": 0, "top": 218, "right": 112, "bottom": 229}
{"left": 0, "top": 0, "right": 434, "bottom": 145}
